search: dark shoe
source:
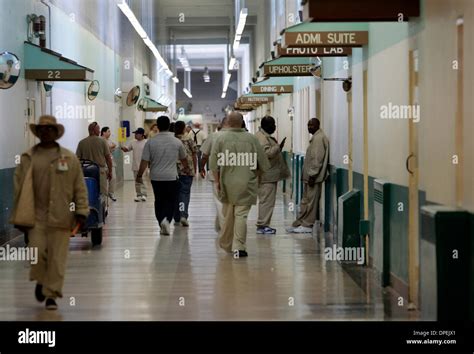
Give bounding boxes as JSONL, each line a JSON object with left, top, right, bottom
{"left": 257, "top": 226, "right": 276, "bottom": 234}
{"left": 35, "top": 284, "right": 45, "bottom": 303}
{"left": 45, "top": 298, "right": 57, "bottom": 310}
{"left": 234, "top": 250, "right": 248, "bottom": 258}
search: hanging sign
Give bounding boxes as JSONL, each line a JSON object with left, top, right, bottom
{"left": 282, "top": 31, "right": 368, "bottom": 48}
{"left": 277, "top": 44, "right": 352, "bottom": 57}
{"left": 263, "top": 64, "right": 314, "bottom": 77}
{"left": 251, "top": 85, "right": 293, "bottom": 94}
{"left": 239, "top": 96, "right": 274, "bottom": 104}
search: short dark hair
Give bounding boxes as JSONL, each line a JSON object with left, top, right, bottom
{"left": 175, "top": 120, "right": 185, "bottom": 135}
{"left": 157, "top": 116, "right": 170, "bottom": 131}
{"left": 100, "top": 126, "right": 109, "bottom": 136}
{"left": 261, "top": 116, "right": 275, "bottom": 130}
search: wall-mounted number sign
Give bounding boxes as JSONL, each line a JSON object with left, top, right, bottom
{"left": 25, "top": 69, "right": 93, "bottom": 81}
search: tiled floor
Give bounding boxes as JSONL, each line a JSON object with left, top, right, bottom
{"left": 0, "top": 178, "right": 419, "bottom": 321}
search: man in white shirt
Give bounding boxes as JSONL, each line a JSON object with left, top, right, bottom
{"left": 121, "top": 128, "right": 148, "bottom": 202}
{"left": 191, "top": 122, "right": 206, "bottom": 177}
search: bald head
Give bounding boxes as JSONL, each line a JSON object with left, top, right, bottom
{"left": 227, "top": 112, "right": 243, "bottom": 128}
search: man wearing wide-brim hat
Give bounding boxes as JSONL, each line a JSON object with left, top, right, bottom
{"left": 9, "top": 115, "right": 89, "bottom": 311}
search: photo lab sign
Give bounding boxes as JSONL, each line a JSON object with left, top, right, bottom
{"left": 277, "top": 44, "right": 352, "bottom": 57}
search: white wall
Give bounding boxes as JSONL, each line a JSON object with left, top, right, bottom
{"left": 416, "top": 0, "right": 474, "bottom": 211}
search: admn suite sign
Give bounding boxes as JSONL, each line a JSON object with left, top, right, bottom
{"left": 282, "top": 31, "right": 369, "bottom": 48}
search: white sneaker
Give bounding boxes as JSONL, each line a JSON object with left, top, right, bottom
{"left": 291, "top": 226, "right": 313, "bottom": 233}
{"left": 180, "top": 217, "right": 189, "bottom": 227}
{"left": 134, "top": 196, "right": 141, "bottom": 202}
{"left": 160, "top": 219, "right": 170, "bottom": 235}
{"left": 141, "top": 196, "right": 147, "bottom": 202}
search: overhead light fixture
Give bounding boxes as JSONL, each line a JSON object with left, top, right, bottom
{"left": 183, "top": 88, "right": 192, "bottom": 98}
{"left": 221, "top": 72, "right": 231, "bottom": 98}
{"left": 232, "top": 8, "right": 248, "bottom": 52}
{"left": 172, "top": 76, "right": 179, "bottom": 83}
{"left": 228, "top": 57, "right": 236, "bottom": 71}
{"left": 203, "top": 67, "right": 210, "bottom": 83}
{"left": 178, "top": 46, "right": 192, "bottom": 72}
{"left": 183, "top": 70, "right": 192, "bottom": 98}
{"left": 117, "top": 0, "right": 175, "bottom": 81}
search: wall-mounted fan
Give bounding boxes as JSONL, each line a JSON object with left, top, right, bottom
{"left": 126, "top": 85, "right": 140, "bottom": 106}
{"left": 87, "top": 80, "right": 100, "bottom": 101}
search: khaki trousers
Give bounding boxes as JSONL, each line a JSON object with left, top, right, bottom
{"left": 29, "top": 222, "right": 70, "bottom": 299}
{"left": 108, "top": 165, "right": 116, "bottom": 194}
{"left": 133, "top": 170, "right": 147, "bottom": 197}
{"left": 212, "top": 183, "right": 224, "bottom": 232}
{"left": 256, "top": 182, "right": 277, "bottom": 227}
{"left": 292, "top": 182, "right": 322, "bottom": 228}
{"left": 219, "top": 204, "right": 251, "bottom": 252}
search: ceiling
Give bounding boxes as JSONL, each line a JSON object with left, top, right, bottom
{"left": 151, "top": 0, "right": 259, "bottom": 72}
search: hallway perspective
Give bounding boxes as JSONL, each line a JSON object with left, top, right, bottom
{"left": 0, "top": 180, "right": 417, "bottom": 321}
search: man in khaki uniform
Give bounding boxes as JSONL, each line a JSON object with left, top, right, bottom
{"left": 10, "top": 115, "right": 89, "bottom": 310}
{"left": 76, "top": 122, "right": 113, "bottom": 195}
{"left": 288, "top": 118, "right": 329, "bottom": 233}
{"left": 209, "top": 112, "right": 270, "bottom": 257}
{"left": 199, "top": 117, "right": 229, "bottom": 232}
{"left": 255, "top": 116, "right": 290, "bottom": 234}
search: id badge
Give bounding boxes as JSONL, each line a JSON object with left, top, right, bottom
{"left": 57, "top": 156, "right": 69, "bottom": 171}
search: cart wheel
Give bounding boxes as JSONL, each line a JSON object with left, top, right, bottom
{"left": 91, "top": 228, "right": 102, "bottom": 246}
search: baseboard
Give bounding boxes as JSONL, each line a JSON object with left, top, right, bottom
{"left": 389, "top": 272, "right": 409, "bottom": 302}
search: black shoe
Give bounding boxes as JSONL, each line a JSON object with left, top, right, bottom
{"left": 35, "top": 284, "right": 45, "bottom": 303}
{"left": 234, "top": 250, "right": 248, "bottom": 258}
{"left": 45, "top": 298, "right": 57, "bottom": 310}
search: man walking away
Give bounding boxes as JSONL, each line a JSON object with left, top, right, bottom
{"left": 135, "top": 116, "right": 189, "bottom": 236}
{"left": 120, "top": 128, "right": 148, "bottom": 202}
{"left": 173, "top": 121, "right": 197, "bottom": 226}
{"left": 209, "top": 112, "right": 270, "bottom": 257}
{"left": 287, "top": 118, "right": 329, "bottom": 233}
{"left": 10, "top": 115, "right": 89, "bottom": 310}
{"left": 255, "top": 116, "right": 290, "bottom": 234}
{"left": 199, "top": 117, "right": 229, "bottom": 232}
{"left": 191, "top": 122, "right": 206, "bottom": 177}
{"left": 100, "top": 126, "right": 118, "bottom": 201}
{"left": 76, "top": 122, "right": 113, "bottom": 196}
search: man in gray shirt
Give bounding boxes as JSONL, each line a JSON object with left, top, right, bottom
{"left": 136, "top": 116, "right": 188, "bottom": 235}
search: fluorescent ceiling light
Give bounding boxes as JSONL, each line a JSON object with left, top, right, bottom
{"left": 183, "top": 88, "right": 192, "bottom": 98}
{"left": 232, "top": 8, "right": 248, "bottom": 51}
{"left": 223, "top": 72, "right": 231, "bottom": 93}
{"left": 172, "top": 77, "right": 179, "bottom": 83}
{"left": 118, "top": 0, "right": 174, "bottom": 80}
{"left": 118, "top": 2, "right": 148, "bottom": 38}
{"left": 236, "top": 8, "right": 248, "bottom": 35}
{"left": 221, "top": 92, "right": 227, "bottom": 99}
{"left": 228, "top": 57, "right": 236, "bottom": 71}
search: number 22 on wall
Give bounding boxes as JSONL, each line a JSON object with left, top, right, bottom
{"left": 47, "top": 70, "right": 61, "bottom": 79}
